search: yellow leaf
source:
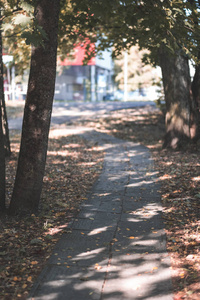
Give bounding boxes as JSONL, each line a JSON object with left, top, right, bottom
{"left": 95, "top": 265, "right": 102, "bottom": 270}
{"left": 129, "top": 236, "right": 135, "bottom": 239}
{"left": 13, "top": 276, "right": 18, "bottom": 281}
{"left": 31, "top": 261, "right": 38, "bottom": 265}
{"left": 22, "top": 284, "right": 27, "bottom": 289}
{"left": 27, "top": 276, "right": 32, "bottom": 282}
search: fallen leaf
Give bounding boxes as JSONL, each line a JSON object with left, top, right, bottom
{"left": 27, "top": 276, "right": 32, "bottom": 282}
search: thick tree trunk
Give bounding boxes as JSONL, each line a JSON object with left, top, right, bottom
{"left": 0, "top": 19, "right": 5, "bottom": 211}
{"left": 160, "top": 50, "right": 197, "bottom": 149}
{"left": 9, "top": 0, "right": 60, "bottom": 215}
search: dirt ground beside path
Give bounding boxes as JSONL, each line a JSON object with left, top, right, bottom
{"left": 80, "top": 106, "right": 200, "bottom": 300}
{"left": 1, "top": 102, "right": 199, "bottom": 299}
{"left": 0, "top": 128, "right": 104, "bottom": 299}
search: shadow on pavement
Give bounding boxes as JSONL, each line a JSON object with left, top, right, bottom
{"left": 29, "top": 130, "right": 173, "bottom": 300}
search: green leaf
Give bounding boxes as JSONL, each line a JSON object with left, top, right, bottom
{"left": 21, "top": 1, "right": 34, "bottom": 13}
{"left": 13, "top": 14, "right": 32, "bottom": 26}
{"left": 21, "top": 31, "right": 33, "bottom": 45}
{"left": 2, "top": 23, "right": 14, "bottom": 31}
{"left": 36, "top": 25, "right": 48, "bottom": 40}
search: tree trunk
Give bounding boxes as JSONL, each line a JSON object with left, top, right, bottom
{"left": 1, "top": 96, "right": 11, "bottom": 157}
{"left": 0, "top": 102, "right": 5, "bottom": 212}
{"left": 191, "top": 61, "right": 200, "bottom": 139}
{"left": 160, "top": 49, "right": 197, "bottom": 149}
{"left": 0, "top": 9, "right": 11, "bottom": 157}
{"left": 0, "top": 17, "right": 5, "bottom": 211}
{"left": 9, "top": 0, "right": 60, "bottom": 215}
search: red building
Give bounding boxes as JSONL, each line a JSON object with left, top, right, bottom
{"left": 54, "top": 44, "right": 113, "bottom": 101}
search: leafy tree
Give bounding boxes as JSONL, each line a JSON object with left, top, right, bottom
{"left": 9, "top": 0, "right": 60, "bottom": 215}
{"left": 68, "top": 0, "right": 200, "bottom": 149}
{"left": 0, "top": 0, "right": 34, "bottom": 213}
{"left": 3, "top": 0, "right": 200, "bottom": 214}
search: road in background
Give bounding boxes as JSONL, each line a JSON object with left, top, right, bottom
{"left": 8, "top": 100, "right": 156, "bottom": 130}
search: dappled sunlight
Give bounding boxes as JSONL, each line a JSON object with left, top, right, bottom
{"left": 28, "top": 129, "right": 173, "bottom": 300}
{"left": 88, "top": 227, "right": 113, "bottom": 236}
{"left": 192, "top": 176, "right": 200, "bottom": 181}
{"left": 1, "top": 128, "right": 104, "bottom": 299}
{"left": 75, "top": 247, "right": 106, "bottom": 260}
{"left": 5, "top": 100, "right": 199, "bottom": 298}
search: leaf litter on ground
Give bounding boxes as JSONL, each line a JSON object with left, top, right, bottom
{"left": 1, "top": 102, "right": 200, "bottom": 299}
{"left": 79, "top": 104, "right": 200, "bottom": 300}
{"left": 0, "top": 126, "right": 103, "bottom": 299}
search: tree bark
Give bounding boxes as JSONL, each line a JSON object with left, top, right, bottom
{"left": 0, "top": 9, "right": 11, "bottom": 157}
{"left": 191, "top": 60, "right": 200, "bottom": 139}
{"left": 1, "top": 96, "right": 11, "bottom": 157}
{"left": 0, "top": 102, "right": 5, "bottom": 212}
{"left": 9, "top": 0, "right": 60, "bottom": 215}
{"left": 0, "top": 16, "right": 5, "bottom": 211}
{"left": 160, "top": 49, "right": 197, "bottom": 149}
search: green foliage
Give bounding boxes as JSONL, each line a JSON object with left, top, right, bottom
{"left": 2, "top": 0, "right": 200, "bottom": 73}
{"left": 61, "top": 0, "right": 200, "bottom": 66}
{"left": 1, "top": 1, "right": 50, "bottom": 74}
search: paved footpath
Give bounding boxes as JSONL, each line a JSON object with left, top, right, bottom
{"left": 28, "top": 129, "right": 173, "bottom": 300}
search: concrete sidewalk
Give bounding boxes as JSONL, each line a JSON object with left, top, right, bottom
{"left": 28, "top": 130, "right": 173, "bottom": 300}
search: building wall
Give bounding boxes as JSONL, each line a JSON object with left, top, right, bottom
{"left": 54, "top": 45, "right": 114, "bottom": 102}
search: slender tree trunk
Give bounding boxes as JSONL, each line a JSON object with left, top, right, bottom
{"left": 160, "top": 49, "right": 197, "bottom": 149}
{"left": 0, "top": 14, "right": 5, "bottom": 211}
{"left": 0, "top": 104, "right": 5, "bottom": 212}
{"left": 191, "top": 64, "right": 200, "bottom": 107}
{"left": 9, "top": 0, "right": 60, "bottom": 215}
{"left": 1, "top": 96, "right": 11, "bottom": 157}
{"left": 191, "top": 61, "right": 200, "bottom": 139}
{"left": 0, "top": 9, "right": 11, "bottom": 157}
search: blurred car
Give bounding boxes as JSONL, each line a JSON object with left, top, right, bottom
{"left": 114, "top": 90, "right": 124, "bottom": 101}
{"left": 103, "top": 93, "right": 115, "bottom": 101}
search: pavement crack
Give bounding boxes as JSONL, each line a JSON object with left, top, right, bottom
{"left": 99, "top": 143, "right": 131, "bottom": 300}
